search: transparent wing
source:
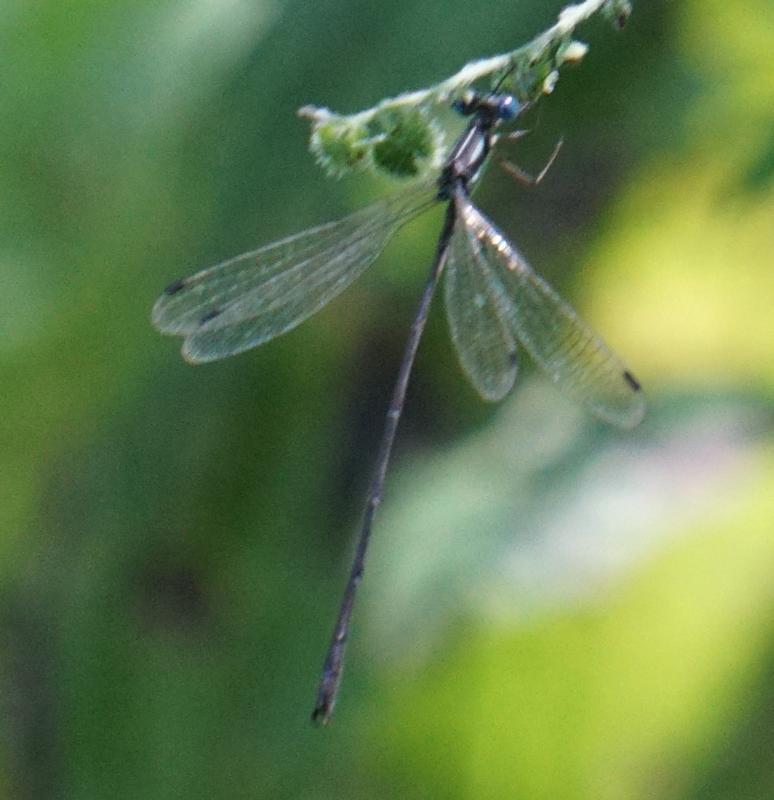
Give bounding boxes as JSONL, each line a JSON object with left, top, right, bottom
{"left": 444, "top": 223, "right": 519, "bottom": 402}
{"left": 152, "top": 179, "right": 437, "bottom": 363}
{"left": 457, "top": 199, "right": 645, "bottom": 428}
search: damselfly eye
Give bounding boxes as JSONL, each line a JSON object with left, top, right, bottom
{"left": 452, "top": 90, "right": 479, "bottom": 116}
{"left": 497, "top": 95, "right": 519, "bottom": 120}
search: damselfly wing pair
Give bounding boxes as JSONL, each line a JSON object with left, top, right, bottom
{"left": 152, "top": 90, "right": 645, "bottom": 724}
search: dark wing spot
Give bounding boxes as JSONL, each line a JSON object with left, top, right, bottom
{"left": 623, "top": 370, "right": 642, "bottom": 392}
{"left": 163, "top": 277, "right": 188, "bottom": 296}
{"left": 508, "top": 350, "right": 519, "bottom": 367}
{"left": 199, "top": 308, "right": 223, "bottom": 326}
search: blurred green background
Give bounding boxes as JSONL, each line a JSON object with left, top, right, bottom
{"left": 1, "top": 0, "right": 773, "bottom": 797}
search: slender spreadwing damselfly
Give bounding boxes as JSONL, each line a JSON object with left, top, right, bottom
{"left": 152, "top": 88, "right": 645, "bottom": 725}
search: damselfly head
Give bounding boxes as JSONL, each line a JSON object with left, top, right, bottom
{"left": 452, "top": 90, "right": 522, "bottom": 122}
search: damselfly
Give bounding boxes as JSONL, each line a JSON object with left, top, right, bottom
{"left": 152, "top": 89, "right": 645, "bottom": 724}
